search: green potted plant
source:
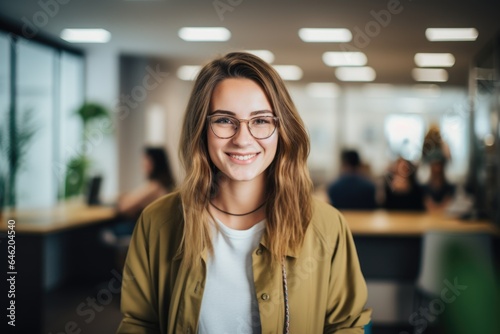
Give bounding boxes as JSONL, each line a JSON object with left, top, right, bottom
{"left": 63, "top": 102, "right": 110, "bottom": 198}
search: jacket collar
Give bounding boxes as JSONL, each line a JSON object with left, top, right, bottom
{"left": 260, "top": 230, "right": 299, "bottom": 259}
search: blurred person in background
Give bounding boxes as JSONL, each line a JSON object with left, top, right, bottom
{"left": 101, "top": 147, "right": 175, "bottom": 270}
{"left": 422, "top": 150, "right": 455, "bottom": 213}
{"left": 422, "top": 124, "right": 451, "bottom": 162}
{"left": 383, "top": 157, "right": 425, "bottom": 211}
{"left": 117, "top": 147, "right": 175, "bottom": 222}
{"left": 117, "top": 52, "right": 371, "bottom": 333}
{"left": 327, "top": 149, "right": 376, "bottom": 210}
{"left": 104, "top": 147, "right": 175, "bottom": 241}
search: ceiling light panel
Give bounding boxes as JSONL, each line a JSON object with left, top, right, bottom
{"left": 411, "top": 68, "right": 448, "bottom": 82}
{"left": 425, "top": 28, "right": 478, "bottom": 41}
{"left": 335, "top": 66, "right": 376, "bottom": 82}
{"left": 272, "top": 65, "right": 303, "bottom": 81}
{"left": 298, "top": 28, "right": 352, "bottom": 42}
{"left": 177, "top": 65, "right": 201, "bottom": 80}
{"left": 244, "top": 50, "right": 275, "bottom": 63}
{"left": 178, "top": 27, "right": 231, "bottom": 41}
{"left": 60, "top": 29, "right": 111, "bottom": 43}
{"left": 323, "top": 52, "right": 367, "bottom": 67}
{"left": 414, "top": 53, "right": 455, "bottom": 67}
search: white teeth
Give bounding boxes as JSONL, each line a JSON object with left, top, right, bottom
{"left": 230, "top": 154, "right": 256, "bottom": 161}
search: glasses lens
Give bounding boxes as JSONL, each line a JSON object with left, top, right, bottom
{"left": 210, "top": 115, "right": 238, "bottom": 138}
{"left": 249, "top": 116, "right": 276, "bottom": 139}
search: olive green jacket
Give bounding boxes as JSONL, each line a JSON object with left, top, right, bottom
{"left": 116, "top": 193, "right": 371, "bottom": 334}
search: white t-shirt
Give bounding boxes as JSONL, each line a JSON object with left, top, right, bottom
{"left": 198, "top": 217, "right": 265, "bottom": 334}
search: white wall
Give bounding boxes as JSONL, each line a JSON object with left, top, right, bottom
{"left": 287, "top": 83, "right": 340, "bottom": 185}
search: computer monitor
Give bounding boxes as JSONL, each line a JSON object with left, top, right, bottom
{"left": 86, "top": 175, "right": 102, "bottom": 206}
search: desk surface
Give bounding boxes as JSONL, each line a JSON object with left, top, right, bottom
{"left": 342, "top": 210, "right": 499, "bottom": 236}
{"left": 1, "top": 203, "right": 498, "bottom": 236}
{"left": 0, "top": 203, "right": 116, "bottom": 234}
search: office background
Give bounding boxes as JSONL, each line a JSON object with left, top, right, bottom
{"left": 0, "top": 0, "right": 499, "bottom": 333}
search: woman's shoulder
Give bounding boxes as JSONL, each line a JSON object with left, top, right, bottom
{"left": 309, "top": 197, "right": 349, "bottom": 237}
{"left": 139, "top": 191, "right": 184, "bottom": 233}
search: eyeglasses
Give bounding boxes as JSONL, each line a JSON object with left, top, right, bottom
{"left": 207, "top": 114, "right": 279, "bottom": 139}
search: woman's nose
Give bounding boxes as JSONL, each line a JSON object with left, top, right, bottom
{"left": 231, "top": 121, "right": 254, "bottom": 146}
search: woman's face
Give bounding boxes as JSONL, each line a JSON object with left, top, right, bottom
{"left": 207, "top": 78, "right": 278, "bottom": 184}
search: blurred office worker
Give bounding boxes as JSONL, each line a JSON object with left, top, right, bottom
{"left": 327, "top": 150, "right": 377, "bottom": 210}
{"left": 422, "top": 151, "right": 456, "bottom": 212}
{"left": 383, "top": 158, "right": 425, "bottom": 211}
{"left": 111, "top": 147, "right": 175, "bottom": 237}
{"left": 118, "top": 147, "right": 175, "bottom": 219}
{"left": 117, "top": 52, "right": 371, "bottom": 333}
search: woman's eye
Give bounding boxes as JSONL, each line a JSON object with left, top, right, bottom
{"left": 214, "top": 117, "right": 234, "bottom": 124}
{"left": 253, "top": 117, "right": 271, "bottom": 125}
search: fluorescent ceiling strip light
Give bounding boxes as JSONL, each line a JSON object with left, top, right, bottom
{"left": 306, "top": 83, "right": 340, "bottom": 98}
{"left": 60, "top": 29, "right": 111, "bottom": 43}
{"left": 335, "top": 66, "right": 376, "bottom": 82}
{"left": 298, "top": 28, "right": 352, "bottom": 42}
{"left": 177, "top": 65, "right": 201, "bottom": 81}
{"left": 178, "top": 27, "right": 231, "bottom": 41}
{"left": 244, "top": 50, "right": 275, "bottom": 63}
{"left": 425, "top": 28, "right": 478, "bottom": 41}
{"left": 272, "top": 65, "right": 303, "bottom": 81}
{"left": 414, "top": 53, "right": 455, "bottom": 67}
{"left": 323, "top": 51, "right": 367, "bottom": 67}
{"left": 411, "top": 68, "right": 448, "bottom": 82}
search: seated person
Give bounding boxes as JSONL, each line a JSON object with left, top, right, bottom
{"left": 383, "top": 157, "right": 425, "bottom": 211}
{"left": 328, "top": 150, "right": 376, "bottom": 210}
{"left": 422, "top": 151, "right": 455, "bottom": 212}
{"left": 108, "top": 147, "right": 175, "bottom": 238}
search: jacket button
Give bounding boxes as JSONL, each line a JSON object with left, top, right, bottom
{"left": 256, "top": 248, "right": 263, "bottom": 255}
{"left": 261, "top": 293, "right": 270, "bottom": 301}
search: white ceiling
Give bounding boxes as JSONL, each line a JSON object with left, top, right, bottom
{"left": 1, "top": 0, "right": 499, "bottom": 85}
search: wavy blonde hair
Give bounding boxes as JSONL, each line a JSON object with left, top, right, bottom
{"left": 178, "top": 52, "right": 313, "bottom": 268}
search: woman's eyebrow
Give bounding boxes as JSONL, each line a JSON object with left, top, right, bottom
{"left": 211, "top": 109, "right": 236, "bottom": 115}
{"left": 250, "top": 110, "right": 273, "bottom": 116}
{"left": 210, "top": 109, "right": 273, "bottom": 116}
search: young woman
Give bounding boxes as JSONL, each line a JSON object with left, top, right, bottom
{"left": 117, "top": 52, "right": 370, "bottom": 333}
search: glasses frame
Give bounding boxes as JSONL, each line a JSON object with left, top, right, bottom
{"left": 207, "top": 114, "right": 279, "bottom": 139}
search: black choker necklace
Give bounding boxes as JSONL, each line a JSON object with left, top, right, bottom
{"left": 209, "top": 201, "right": 266, "bottom": 216}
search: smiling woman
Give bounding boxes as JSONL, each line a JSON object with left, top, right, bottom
{"left": 116, "top": 52, "right": 371, "bottom": 334}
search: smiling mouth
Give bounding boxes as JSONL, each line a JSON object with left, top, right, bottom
{"left": 227, "top": 153, "right": 258, "bottom": 161}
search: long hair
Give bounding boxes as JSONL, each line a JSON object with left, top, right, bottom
{"left": 144, "top": 147, "right": 175, "bottom": 191}
{"left": 178, "top": 52, "right": 313, "bottom": 268}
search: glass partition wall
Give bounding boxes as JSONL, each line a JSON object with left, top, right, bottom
{"left": 0, "top": 30, "right": 84, "bottom": 209}
{"left": 468, "top": 32, "right": 500, "bottom": 224}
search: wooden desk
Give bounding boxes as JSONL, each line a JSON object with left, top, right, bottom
{"left": 340, "top": 209, "right": 499, "bottom": 285}
{"left": 0, "top": 203, "right": 117, "bottom": 234}
{"left": 342, "top": 210, "right": 499, "bottom": 236}
{"left": 0, "top": 203, "right": 117, "bottom": 334}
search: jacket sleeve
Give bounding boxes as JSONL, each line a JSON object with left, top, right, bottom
{"left": 116, "top": 214, "right": 161, "bottom": 334}
{"left": 324, "top": 212, "right": 372, "bottom": 333}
